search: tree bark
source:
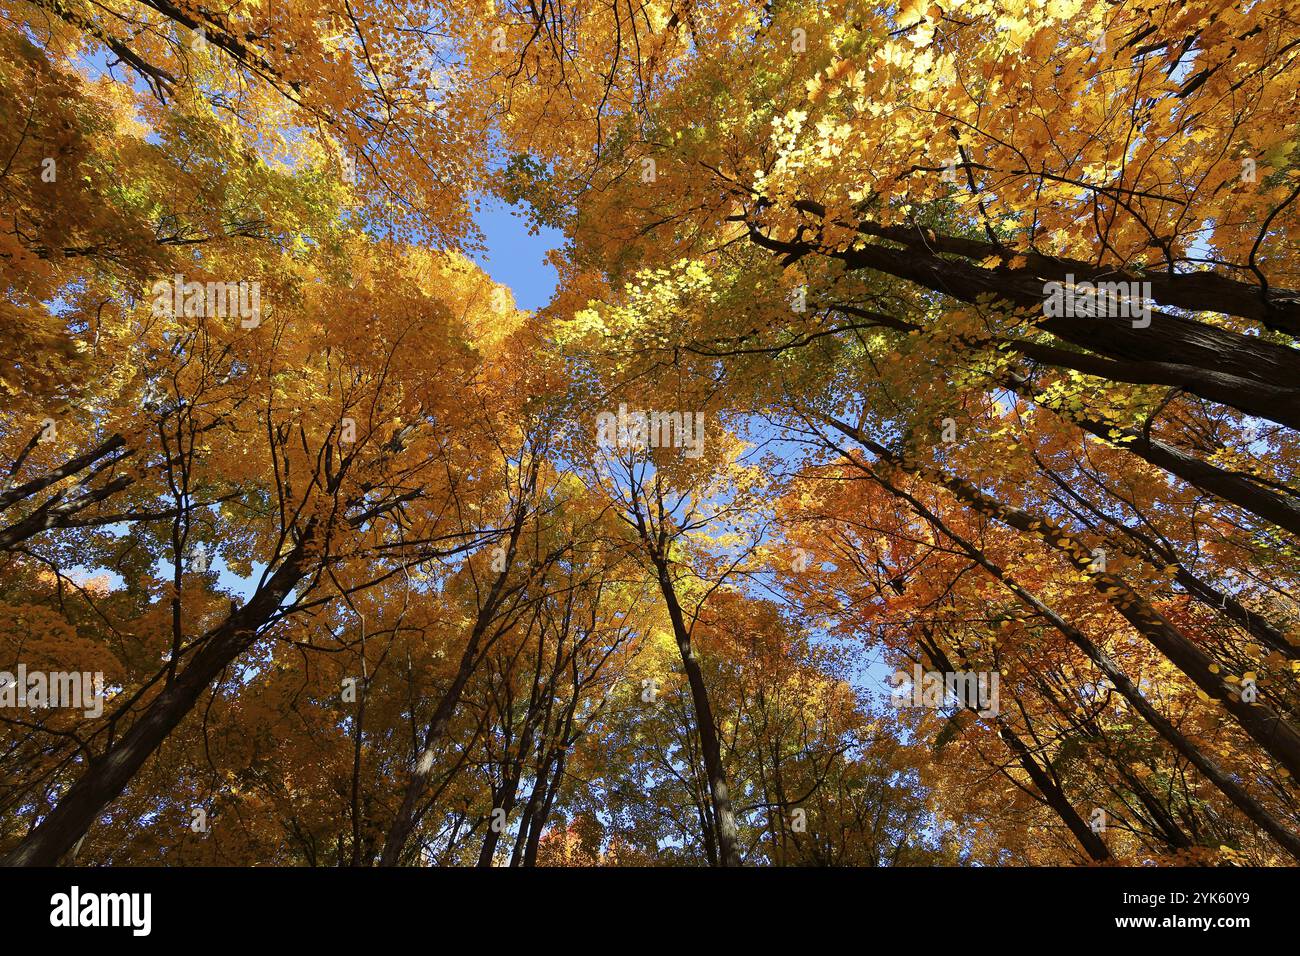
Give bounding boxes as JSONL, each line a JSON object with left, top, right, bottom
{"left": 651, "top": 557, "right": 742, "bottom": 866}
{"left": 919, "top": 630, "right": 1111, "bottom": 862}
{"left": 753, "top": 224, "right": 1300, "bottom": 428}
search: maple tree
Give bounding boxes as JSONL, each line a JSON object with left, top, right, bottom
{"left": 1, "top": 0, "right": 1299, "bottom": 869}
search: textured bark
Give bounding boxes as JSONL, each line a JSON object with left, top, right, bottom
{"left": 651, "top": 557, "right": 742, "bottom": 866}
{"left": 0, "top": 433, "right": 127, "bottom": 510}
{"left": 996, "top": 721, "right": 1112, "bottom": 862}
{"left": 845, "top": 219, "right": 1300, "bottom": 338}
{"left": 752, "top": 224, "right": 1300, "bottom": 428}
{"left": 919, "top": 631, "right": 1111, "bottom": 862}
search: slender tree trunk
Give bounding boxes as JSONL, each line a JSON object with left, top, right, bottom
{"left": 509, "top": 763, "right": 547, "bottom": 866}
{"left": 476, "top": 775, "right": 521, "bottom": 867}
{"left": 822, "top": 414, "right": 1300, "bottom": 782}
{"left": 1066, "top": 414, "right": 1300, "bottom": 539}
{"left": 378, "top": 490, "right": 536, "bottom": 866}
{"left": 1025, "top": 672, "right": 1199, "bottom": 854}
{"left": 827, "top": 308, "right": 1300, "bottom": 539}
{"left": 1033, "top": 458, "right": 1300, "bottom": 661}
{"left": 651, "top": 558, "right": 742, "bottom": 866}
{"left": 919, "top": 630, "right": 1111, "bottom": 862}
{"left": 998, "top": 368, "right": 1300, "bottom": 540}
{"left": 996, "top": 721, "right": 1112, "bottom": 862}
{"left": 378, "top": 648, "right": 482, "bottom": 866}
{"left": 1115, "top": 762, "right": 1195, "bottom": 852}
{"left": 523, "top": 752, "right": 565, "bottom": 866}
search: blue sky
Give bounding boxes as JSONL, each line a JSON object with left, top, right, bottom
{"left": 468, "top": 195, "right": 563, "bottom": 312}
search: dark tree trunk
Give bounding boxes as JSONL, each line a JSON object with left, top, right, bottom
{"left": 823, "top": 415, "right": 1300, "bottom": 783}
{"left": 754, "top": 225, "right": 1300, "bottom": 427}
{"left": 651, "top": 558, "right": 742, "bottom": 866}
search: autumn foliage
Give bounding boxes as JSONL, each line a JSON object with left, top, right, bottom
{"left": 1, "top": 0, "right": 1299, "bottom": 867}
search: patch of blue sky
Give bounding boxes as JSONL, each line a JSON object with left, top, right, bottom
{"left": 467, "top": 193, "right": 564, "bottom": 313}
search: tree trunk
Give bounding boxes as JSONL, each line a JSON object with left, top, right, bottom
{"left": 651, "top": 558, "right": 742, "bottom": 866}
{"left": 755, "top": 226, "right": 1300, "bottom": 427}
{"left": 823, "top": 414, "right": 1300, "bottom": 782}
